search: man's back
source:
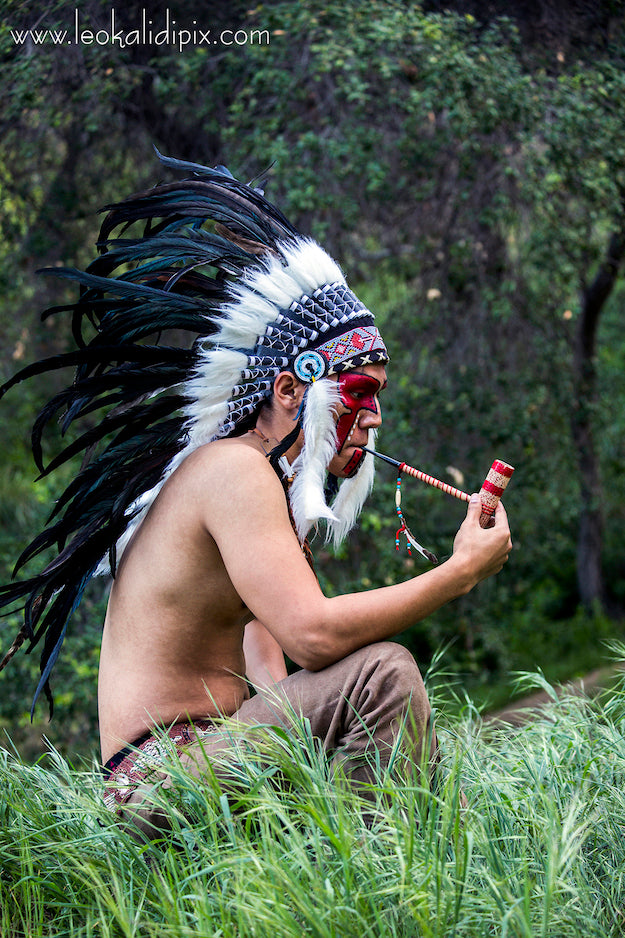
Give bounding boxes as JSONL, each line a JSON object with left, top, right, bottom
{"left": 98, "top": 437, "right": 264, "bottom": 762}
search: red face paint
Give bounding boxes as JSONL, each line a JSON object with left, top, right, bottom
{"left": 342, "top": 449, "right": 366, "bottom": 477}
{"left": 335, "top": 372, "right": 381, "bottom": 453}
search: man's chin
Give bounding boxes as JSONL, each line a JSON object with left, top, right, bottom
{"left": 331, "top": 447, "right": 365, "bottom": 478}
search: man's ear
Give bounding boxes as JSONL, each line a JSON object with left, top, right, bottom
{"left": 272, "top": 371, "right": 306, "bottom": 415}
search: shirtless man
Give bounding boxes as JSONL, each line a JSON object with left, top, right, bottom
{"left": 0, "top": 157, "right": 511, "bottom": 838}
{"left": 100, "top": 362, "right": 509, "bottom": 761}
{"left": 98, "top": 361, "right": 511, "bottom": 835}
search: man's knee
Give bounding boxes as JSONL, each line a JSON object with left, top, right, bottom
{"left": 361, "top": 641, "right": 426, "bottom": 693}
{"left": 370, "top": 643, "right": 437, "bottom": 763}
{"left": 351, "top": 641, "right": 431, "bottom": 725}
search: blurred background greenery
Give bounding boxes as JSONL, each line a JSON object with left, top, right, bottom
{"left": 1, "top": 0, "right": 624, "bottom": 761}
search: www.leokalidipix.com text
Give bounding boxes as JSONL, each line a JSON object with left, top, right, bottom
{"left": 10, "top": 10, "right": 271, "bottom": 53}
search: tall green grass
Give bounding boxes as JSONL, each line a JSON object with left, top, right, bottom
{"left": 2, "top": 654, "right": 625, "bottom": 937}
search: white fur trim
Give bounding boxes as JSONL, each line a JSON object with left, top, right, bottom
{"left": 288, "top": 384, "right": 376, "bottom": 547}
{"left": 289, "top": 378, "right": 340, "bottom": 542}
{"left": 325, "top": 429, "right": 377, "bottom": 550}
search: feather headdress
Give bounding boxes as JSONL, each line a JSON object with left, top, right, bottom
{"left": 0, "top": 151, "right": 388, "bottom": 715}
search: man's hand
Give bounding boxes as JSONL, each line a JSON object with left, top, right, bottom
{"left": 452, "top": 494, "right": 512, "bottom": 586}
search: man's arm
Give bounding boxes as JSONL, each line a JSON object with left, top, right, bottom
{"left": 243, "top": 619, "right": 288, "bottom": 687}
{"left": 197, "top": 443, "right": 512, "bottom": 672}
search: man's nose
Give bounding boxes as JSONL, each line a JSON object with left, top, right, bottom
{"left": 359, "top": 401, "right": 382, "bottom": 429}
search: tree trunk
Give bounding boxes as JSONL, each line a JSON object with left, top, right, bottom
{"left": 571, "top": 228, "right": 625, "bottom": 610}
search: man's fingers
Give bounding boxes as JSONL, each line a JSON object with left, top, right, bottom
{"left": 467, "top": 493, "right": 481, "bottom": 517}
{"left": 494, "top": 500, "right": 508, "bottom": 523}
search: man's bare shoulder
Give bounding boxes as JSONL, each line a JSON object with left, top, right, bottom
{"left": 180, "top": 436, "right": 279, "bottom": 485}
{"left": 173, "top": 437, "right": 289, "bottom": 522}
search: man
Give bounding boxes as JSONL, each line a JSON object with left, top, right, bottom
{"left": 0, "top": 154, "right": 511, "bottom": 837}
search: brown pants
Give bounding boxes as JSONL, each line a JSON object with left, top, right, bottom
{"left": 114, "top": 642, "right": 435, "bottom": 840}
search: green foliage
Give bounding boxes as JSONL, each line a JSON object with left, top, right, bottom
{"left": 1, "top": 0, "right": 625, "bottom": 746}
{"left": 0, "top": 596, "right": 105, "bottom": 762}
{"left": 3, "top": 664, "right": 625, "bottom": 935}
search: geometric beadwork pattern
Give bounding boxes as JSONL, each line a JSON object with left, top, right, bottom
{"left": 252, "top": 282, "right": 389, "bottom": 373}
{"left": 288, "top": 283, "right": 370, "bottom": 333}
{"left": 316, "top": 324, "right": 388, "bottom": 374}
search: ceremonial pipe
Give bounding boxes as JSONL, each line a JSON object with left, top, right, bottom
{"left": 361, "top": 448, "right": 514, "bottom": 528}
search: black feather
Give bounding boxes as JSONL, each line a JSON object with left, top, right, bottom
{"left": 0, "top": 152, "right": 302, "bottom": 717}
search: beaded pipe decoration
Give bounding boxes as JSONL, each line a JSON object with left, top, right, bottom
{"left": 361, "top": 448, "right": 514, "bottom": 530}
{"left": 394, "top": 474, "right": 438, "bottom": 563}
